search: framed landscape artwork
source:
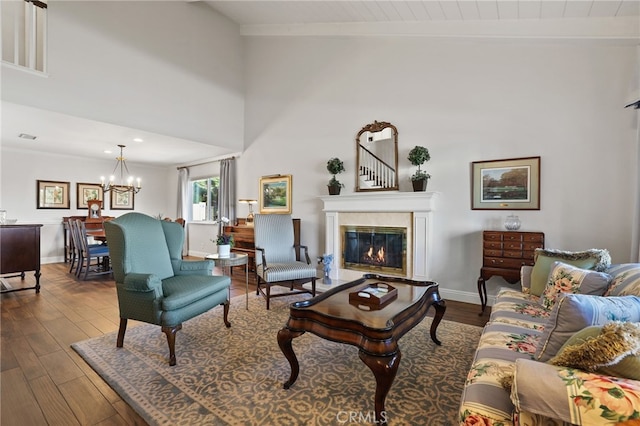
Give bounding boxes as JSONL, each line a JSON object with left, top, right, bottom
{"left": 37, "top": 180, "right": 70, "bottom": 209}
{"left": 76, "top": 182, "right": 103, "bottom": 209}
{"left": 471, "top": 156, "right": 540, "bottom": 210}
{"left": 110, "top": 188, "right": 135, "bottom": 210}
{"left": 259, "top": 174, "right": 292, "bottom": 214}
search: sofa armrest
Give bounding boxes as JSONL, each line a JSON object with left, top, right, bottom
{"left": 520, "top": 265, "right": 533, "bottom": 293}
{"left": 511, "top": 358, "right": 640, "bottom": 425}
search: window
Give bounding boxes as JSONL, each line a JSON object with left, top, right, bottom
{"left": 192, "top": 177, "right": 219, "bottom": 221}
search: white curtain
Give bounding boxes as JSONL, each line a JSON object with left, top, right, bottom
{"left": 218, "top": 158, "right": 236, "bottom": 224}
{"left": 177, "top": 167, "right": 190, "bottom": 257}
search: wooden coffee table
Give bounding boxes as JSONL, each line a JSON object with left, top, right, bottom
{"left": 277, "top": 274, "right": 446, "bottom": 425}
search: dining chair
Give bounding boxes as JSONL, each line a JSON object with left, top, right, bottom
{"left": 76, "top": 219, "right": 112, "bottom": 280}
{"left": 104, "top": 212, "right": 231, "bottom": 366}
{"left": 68, "top": 219, "right": 103, "bottom": 277}
{"left": 254, "top": 214, "right": 317, "bottom": 309}
{"left": 68, "top": 219, "right": 82, "bottom": 275}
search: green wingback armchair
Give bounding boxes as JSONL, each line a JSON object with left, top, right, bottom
{"left": 104, "top": 212, "right": 231, "bottom": 366}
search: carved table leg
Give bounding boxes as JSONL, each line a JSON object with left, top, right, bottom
{"left": 359, "top": 350, "right": 401, "bottom": 426}
{"left": 477, "top": 277, "right": 487, "bottom": 316}
{"left": 277, "top": 327, "right": 305, "bottom": 389}
{"left": 430, "top": 299, "right": 446, "bottom": 345}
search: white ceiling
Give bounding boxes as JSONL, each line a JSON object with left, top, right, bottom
{"left": 204, "top": 0, "right": 640, "bottom": 27}
{"left": 1, "top": 102, "right": 236, "bottom": 167}
{"left": 3, "top": 0, "right": 638, "bottom": 167}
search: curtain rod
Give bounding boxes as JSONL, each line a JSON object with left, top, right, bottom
{"left": 176, "top": 154, "right": 238, "bottom": 170}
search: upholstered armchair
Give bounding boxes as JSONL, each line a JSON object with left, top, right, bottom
{"left": 104, "top": 212, "right": 231, "bottom": 366}
{"left": 254, "top": 214, "right": 317, "bottom": 309}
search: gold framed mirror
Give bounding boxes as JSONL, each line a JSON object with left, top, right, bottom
{"left": 356, "top": 121, "right": 399, "bottom": 192}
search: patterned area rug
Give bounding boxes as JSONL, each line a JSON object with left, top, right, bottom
{"left": 72, "top": 292, "right": 482, "bottom": 425}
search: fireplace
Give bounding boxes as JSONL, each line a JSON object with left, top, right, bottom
{"left": 342, "top": 226, "right": 407, "bottom": 276}
{"left": 321, "top": 192, "right": 438, "bottom": 282}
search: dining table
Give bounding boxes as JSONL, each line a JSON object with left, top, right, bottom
{"left": 87, "top": 229, "right": 107, "bottom": 243}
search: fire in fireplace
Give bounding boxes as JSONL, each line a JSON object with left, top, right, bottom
{"left": 341, "top": 225, "right": 407, "bottom": 276}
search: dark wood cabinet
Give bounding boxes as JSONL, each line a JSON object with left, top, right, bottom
{"left": 477, "top": 230, "right": 544, "bottom": 314}
{"left": 1, "top": 224, "right": 43, "bottom": 293}
{"left": 224, "top": 218, "right": 301, "bottom": 272}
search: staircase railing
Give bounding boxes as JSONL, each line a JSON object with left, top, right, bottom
{"left": 2, "top": 0, "right": 48, "bottom": 73}
{"left": 358, "top": 145, "right": 396, "bottom": 190}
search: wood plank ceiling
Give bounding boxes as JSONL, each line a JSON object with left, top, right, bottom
{"left": 204, "top": 0, "right": 640, "bottom": 26}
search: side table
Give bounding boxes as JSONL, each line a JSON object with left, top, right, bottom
{"left": 205, "top": 253, "right": 249, "bottom": 309}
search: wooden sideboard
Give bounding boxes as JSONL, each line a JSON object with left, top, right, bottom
{"left": 1, "top": 224, "right": 43, "bottom": 293}
{"left": 477, "top": 230, "right": 545, "bottom": 315}
{"left": 224, "top": 218, "right": 301, "bottom": 272}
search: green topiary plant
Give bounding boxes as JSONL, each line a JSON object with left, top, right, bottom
{"left": 327, "top": 157, "right": 345, "bottom": 188}
{"left": 407, "top": 146, "right": 431, "bottom": 182}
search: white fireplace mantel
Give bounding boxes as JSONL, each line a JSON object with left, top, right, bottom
{"left": 319, "top": 191, "right": 438, "bottom": 213}
{"left": 320, "top": 191, "right": 439, "bottom": 282}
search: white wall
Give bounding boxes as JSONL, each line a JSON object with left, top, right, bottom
{"left": 1, "top": 1, "right": 244, "bottom": 150}
{"left": 238, "top": 36, "right": 638, "bottom": 303}
{"left": 0, "top": 0, "right": 244, "bottom": 264}
{"left": 0, "top": 148, "right": 176, "bottom": 262}
{"left": 1, "top": 3, "right": 637, "bottom": 305}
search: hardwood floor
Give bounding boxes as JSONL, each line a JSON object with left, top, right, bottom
{"left": 1, "top": 262, "right": 489, "bottom": 425}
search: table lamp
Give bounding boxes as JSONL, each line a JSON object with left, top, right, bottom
{"left": 239, "top": 199, "right": 258, "bottom": 226}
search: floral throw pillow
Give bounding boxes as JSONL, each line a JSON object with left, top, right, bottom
{"left": 529, "top": 248, "right": 611, "bottom": 297}
{"left": 540, "top": 261, "right": 612, "bottom": 310}
{"left": 512, "top": 358, "right": 640, "bottom": 425}
{"left": 605, "top": 263, "right": 640, "bottom": 297}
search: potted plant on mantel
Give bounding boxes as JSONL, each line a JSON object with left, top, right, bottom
{"left": 326, "top": 157, "right": 345, "bottom": 195}
{"left": 408, "top": 145, "right": 431, "bottom": 192}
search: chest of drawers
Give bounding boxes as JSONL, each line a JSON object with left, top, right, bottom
{"left": 477, "top": 230, "right": 544, "bottom": 314}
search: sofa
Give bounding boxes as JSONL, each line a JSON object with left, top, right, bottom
{"left": 459, "top": 249, "right": 640, "bottom": 426}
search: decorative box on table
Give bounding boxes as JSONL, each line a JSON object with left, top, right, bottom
{"left": 349, "top": 282, "right": 398, "bottom": 306}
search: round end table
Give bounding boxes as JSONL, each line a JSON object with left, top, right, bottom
{"left": 205, "top": 253, "right": 249, "bottom": 309}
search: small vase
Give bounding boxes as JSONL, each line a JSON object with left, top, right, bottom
{"left": 218, "top": 244, "right": 231, "bottom": 257}
{"left": 323, "top": 269, "right": 332, "bottom": 284}
{"left": 504, "top": 215, "right": 521, "bottom": 231}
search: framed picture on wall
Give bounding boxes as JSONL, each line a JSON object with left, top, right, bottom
{"left": 259, "top": 174, "right": 292, "bottom": 214}
{"left": 471, "top": 156, "right": 540, "bottom": 210}
{"left": 76, "top": 182, "right": 103, "bottom": 209}
{"left": 110, "top": 188, "right": 135, "bottom": 210}
{"left": 37, "top": 180, "right": 70, "bottom": 209}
